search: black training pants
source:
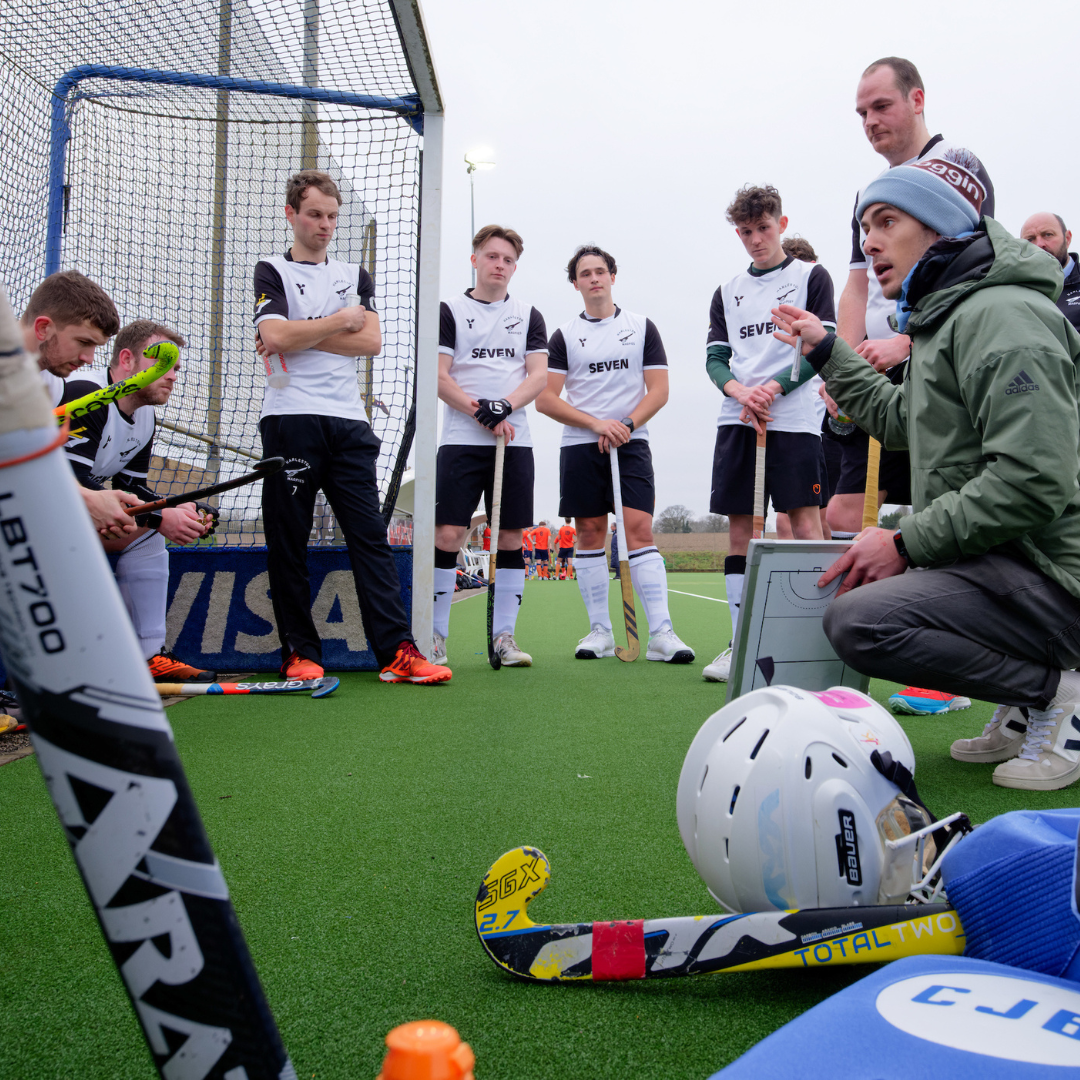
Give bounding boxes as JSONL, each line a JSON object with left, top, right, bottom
{"left": 824, "top": 552, "right": 1080, "bottom": 709}
{"left": 260, "top": 414, "right": 413, "bottom": 668}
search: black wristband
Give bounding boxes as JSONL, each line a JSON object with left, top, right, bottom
{"left": 620, "top": 416, "right": 635, "bottom": 433}
{"left": 893, "top": 529, "right": 915, "bottom": 568}
{"left": 806, "top": 332, "right": 837, "bottom": 373}
{"left": 136, "top": 510, "right": 163, "bottom": 531}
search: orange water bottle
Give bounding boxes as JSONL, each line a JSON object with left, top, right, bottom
{"left": 376, "top": 1020, "right": 475, "bottom": 1080}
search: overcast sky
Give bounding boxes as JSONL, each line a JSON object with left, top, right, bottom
{"left": 419, "top": 0, "right": 1079, "bottom": 523}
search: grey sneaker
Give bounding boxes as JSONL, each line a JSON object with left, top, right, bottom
{"left": 432, "top": 632, "right": 448, "bottom": 666}
{"left": 703, "top": 647, "right": 732, "bottom": 683}
{"left": 493, "top": 632, "right": 532, "bottom": 667}
{"left": 993, "top": 703, "right": 1080, "bottom": 790}
{"left": 950, "top": 705, "right": 1027, "bottom": 763}
{"left": 575, "top": 624, "right": 616, "bottom": 659}
{"left": 646, "top": 628, "right": 695, "bottom": 663}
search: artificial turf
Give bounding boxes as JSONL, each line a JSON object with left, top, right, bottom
{"left": 3, "top": 571, "right": 1077, "bottom": 1079}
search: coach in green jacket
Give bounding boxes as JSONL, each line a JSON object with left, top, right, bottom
{"left": 773, "top": 154, "right": 1080, "bottom": 793}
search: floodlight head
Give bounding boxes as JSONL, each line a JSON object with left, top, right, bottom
{"left": 464, "top": 150, "right": 496, "bottom": 174}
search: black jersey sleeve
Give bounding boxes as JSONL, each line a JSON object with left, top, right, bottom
{"left": 439, "top": 301, "right": 456, "bottom": 353}
{"left": 706, "top": 287, "right": 729, "bottom": 347}
{"left": 526, "top": 308, "right": 548, "bottom": 353}
{"left": 113, "top": 415, "right": 158, "bottom": 502}
{"left": 642, "top": 319, "right": 668, "bottom": 367}
{"left": 61, "top": 379, "right": 109, "bottom": 481}
{"left": 357, "top": 266, "right": 376, "bottom": 312}
{"left": 806, "top": 264, "right": 837, "bottom": 327}
{"left": 254, "top": 261, "right": 289, "bottom": 324}
{"left": 849, "top": 191, "right": 867, "bottom": 269}
{"left": 547, "top": 328, "right": 568, "bottom": 372}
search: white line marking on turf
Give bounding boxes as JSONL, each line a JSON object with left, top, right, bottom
{"left": 668, "top": 589, "right": 729, "bottom": 605}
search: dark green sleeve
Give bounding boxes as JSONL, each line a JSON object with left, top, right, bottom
{"left": 772, "top": 356, "right": 819, "bottom": 395}
{"left": 706, "top": 343, "right": 734, "bottom": 393}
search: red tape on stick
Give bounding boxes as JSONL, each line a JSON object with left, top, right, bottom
{"left": 592, "top": 919, "right": 646, "bottom": 980}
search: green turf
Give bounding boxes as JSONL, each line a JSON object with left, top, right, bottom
{"left": 2, "top": 572, "right": 1075, "bottom": 1079}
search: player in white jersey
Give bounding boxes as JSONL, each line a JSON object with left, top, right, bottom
{"left": 16, "top": 270, "right": 142, "bottom": 538}
{"left": 433, "top": 225, "right": 548, "bottom": 667}
{"left": 702, "top": 185, "right": 836, "bottom": 682}
{"left": 62, "top": 320, "right": 219, "bottom": 682}
{"left": 832, "top": 56, "right": 993, "bottom": 717}
{"left": 254, "top": 170, "right": 450, "bottom": 686}
{"left": 536, "top": 244, "right": 694, "bottom": 663}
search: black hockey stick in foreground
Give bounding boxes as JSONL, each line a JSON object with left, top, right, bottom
{"left": 475, "top": 847, "right": 964, "bottom": 982}
{"left": 609, "top": 446, "right": 638, "bottom": 661}
{"left": 126, "top": 456, "right": 285, "bottom": 516}
{"left": 0, "top": 294, "right": 294, "bottom": 1078}
{"left": 486, "top": 434, "right": 506, "bottom": 670}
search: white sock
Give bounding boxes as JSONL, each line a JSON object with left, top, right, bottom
{"left": 725, "top": 572, "right": 745, "bottom": 644}
{"left": 628, "top": 546, "right": 671, "bottom": 634}
{"left": 493, "top": 567, "right": 526, "bottom": 637}
{"left": 114, "top": 531, "right": 168, "bottom": 660}
{"left": 1048, "top": 669, "right": 1080, "bottom": 709}
{"left": 574, "top": 550, "right": 612, "bottom": 630}
{"left": 433, "top": 567, "right": 455, "bottom": 638}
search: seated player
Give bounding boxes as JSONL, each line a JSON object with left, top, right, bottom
{"left": 536, "top": 244, "right": 694, "bottom": 663}
{"left": 18, "top": 270, "right": 141, "bottom": 538}
{"left": 702, "top": 184, "right": 836, "bottom": 682}
{"left": 62, "top": 320, "right": 217, "bottom": 682}
{"left": 432, "top": 225, "right": 548, "bottom": 667}
{"left": 532, "top": 520, "right": 552, "bottom": 579}
{"left": 556, "top": 517, "right": 576, "bottom": 579}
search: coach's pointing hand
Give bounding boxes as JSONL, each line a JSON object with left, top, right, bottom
{"left": 818, "top": 526, "right": 907, "bottom": 596}
{"left": 771, "top": 305, "right": 828, "bottom": 350}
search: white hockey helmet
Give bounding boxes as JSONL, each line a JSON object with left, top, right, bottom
{"left": 677, "top": 685, "right": 953, "bottom": 912}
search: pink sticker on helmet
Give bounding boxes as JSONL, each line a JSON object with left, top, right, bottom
{"left": 811, "top": 689, "right": 871, "bottom": 709}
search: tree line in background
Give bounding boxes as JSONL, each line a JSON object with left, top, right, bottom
{"left": 654, "top": 504, "right": 912, "bottom": 534}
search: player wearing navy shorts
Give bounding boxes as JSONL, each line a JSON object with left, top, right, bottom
{"left": 254, "top": 170, "right": 449, "bottom": 685}
{"left": 432, "top": 225, "right": 548, "bottom": 667}
{"left": 537, "top": 244, "right": 693, "bottom": 663}
{"left": 702, "top": 184, "right": 836, "bottom": 682}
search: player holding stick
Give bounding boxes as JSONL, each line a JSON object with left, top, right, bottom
{"left": 432, "top": 225, "right": 548, "bottom": 668}
{"left": 536, "top": 244, "right": 693, "bottom": 663}
{"left": 702, "top": 185, "right": 835, "bottom": 682}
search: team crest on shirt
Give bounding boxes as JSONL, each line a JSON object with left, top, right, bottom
{"left": 502, "top": 316, "right": 523, "bottom": 335}
{"left": 776, "top": 284, "right": 798, "bottom": 304}
{"left": 617, "top": 328, "right": 636, "bottom": 345}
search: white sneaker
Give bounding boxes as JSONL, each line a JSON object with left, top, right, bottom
{"left": 575, "top": 624, "right": 616, "bottom": 659}
{"left": 432, "top": 632, "right": 448, "bottom": 666}
{"left": 703, "top": 647, "right": 732, "bottom": 682}
{"left": 646, "top": 628, "right": 695, "bottom": 663}
{"left": 950, "top": 705, "right": 1027, "bottom": 763}
{"left": 493, "top": 632, "right": 532, "bottom": 667}
{"left": 993, "top": 702, "right": 1080, "bottom": 790}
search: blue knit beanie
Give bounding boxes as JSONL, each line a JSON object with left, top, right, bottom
{"left": 857, "top": 156, "right": 986, "bottom": 237}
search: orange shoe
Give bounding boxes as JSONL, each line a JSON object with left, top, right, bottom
{"left": 281, "top": 652, "right": 324, "bottom": 680}
{"left": 148, "top": 649, "right": 217, "bottom": 683}
{"left": 379, "top": 641, "right": 452, "bottom": 684}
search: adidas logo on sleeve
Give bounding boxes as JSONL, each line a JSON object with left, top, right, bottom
{"left": 1005, "top": 370, "right": 1040, "bottom": 396}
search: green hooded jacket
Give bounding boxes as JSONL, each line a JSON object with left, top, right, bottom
{"left": 821, "top": 217, "right": 1080, "bottom": 597}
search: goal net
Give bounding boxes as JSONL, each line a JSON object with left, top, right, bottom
{"left": 1, "top": 0, "right": 426, "bottom": 546}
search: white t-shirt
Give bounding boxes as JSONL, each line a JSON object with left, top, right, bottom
{"left": 707, "top": 257, "right": 836, "bottom": 434}
{"left": 253, "top": 254, "right": 375, "bottom": 421}
{"left": 849, "top": 135, "right": 995, "bottom": 341}
{"left": 547, "top": 307, "right": 667, "bottom": 447}
{"left": 40, "top": 369, "right": 65, "bottom": 407}
{"left": 438, "top": 290, "right": 548, "bottom": 448}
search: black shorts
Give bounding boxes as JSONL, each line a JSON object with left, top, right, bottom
{"left": 826, "top": 425, "right": 912, "bottom": 504}
{"left": 558, "top": 547, "right": 574, "bottom": 559}
{"left": 559, "top": 439, "right": 655, "bottom": 518}
{"left": 436, "top": 443, "right": 534, "bottom": 528}
{"left": 534, "top": 549, "right": 549, "bottom": 562}
{"left": 710, "top": 426, "right": 825, "bottom": 515}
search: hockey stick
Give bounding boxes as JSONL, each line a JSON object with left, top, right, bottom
{"left": 487, "top": 434, "right": 506, "bottom": 670}
{"left": 863, "top": 437, "right": 882, "bottom": 530}
{"left": 156, "top": 676, "right": 339, "bottom": 699}
{"left": 126, "top": 456, "right": 285, "bottom": 515}
{"left": 609, "top": 446, "right": 639, "bottom": 661}
{"left": 53, "top": 340, "right": 179, "bottom": 422}
{"left": 0, "top": 300, "right": 293, "bottom": 1075}
{"left": 753, "top": 428, "right": 767, "bottom": 539}
{"left": 475, "top": 846, "right": 964, "bottom": 983}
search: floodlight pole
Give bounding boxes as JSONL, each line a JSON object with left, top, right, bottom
{"left": 464, "top": 152, "right": 494, "bottom": 287}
